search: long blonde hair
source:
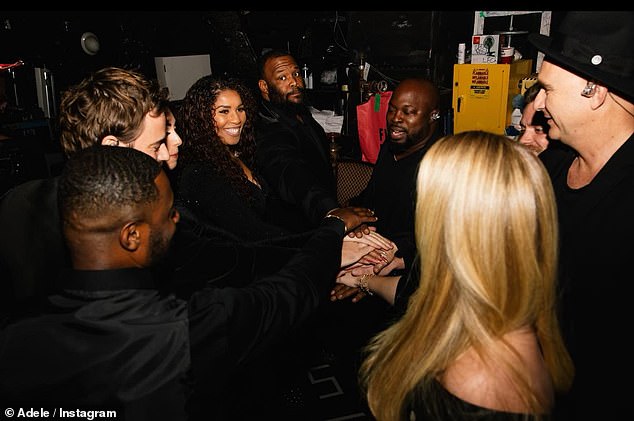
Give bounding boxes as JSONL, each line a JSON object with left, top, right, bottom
{"left": 360, "top": 131, "right": 573, "bottom": 420}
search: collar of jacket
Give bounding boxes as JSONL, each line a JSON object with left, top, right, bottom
{"left": 60, "top": 267, "right": 156, "bottom": 291}
{"left": 259, "top": 100, "right": 312, "bottom": 125}
{"left": 258, "top": 100, "right": 282, "bottom": 123}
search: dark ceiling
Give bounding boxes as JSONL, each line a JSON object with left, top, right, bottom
{"left": 1, "top": 11, "right": 473, "bottom": 95}
{"left": 1, "top": 10, "right": 562, "bottom": 116}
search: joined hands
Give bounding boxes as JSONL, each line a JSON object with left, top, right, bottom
{"left": 335, "top": 229, "right": 399, "bottom": 303}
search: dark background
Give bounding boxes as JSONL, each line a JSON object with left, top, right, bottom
{"left": 0, "top": 11, "right": 562, "bottom": 110}
{"left": 0, "top": 10, "right": 563, "bottom": 194}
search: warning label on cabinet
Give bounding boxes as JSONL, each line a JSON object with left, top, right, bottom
{"left": 470, "top": 68, "right": 490, "bottom": 98}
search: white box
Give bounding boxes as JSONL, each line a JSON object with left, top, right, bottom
{"left": 471, "top": 35, "right": 500, "bottom": 64}
{"left": 154, "top": 54, "right": 212, "bottom": 101}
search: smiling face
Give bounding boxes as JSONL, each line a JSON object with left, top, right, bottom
{"left": 534, "top": 60, "right": 590, "bottom": 144}
{"left": 165, "top": 108, "right": 182, "bottom": 170}
{"left": 212, "top": 89, "right": 246, "bottom": 146}
{"left": 386, "top": 79, "right": 438, "bottom": 154}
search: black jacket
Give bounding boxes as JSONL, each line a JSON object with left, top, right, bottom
{"left": 0, "top": 175, "right": 308, "bottom": 320}
{"left": 176, "top": 162, "right": 291, "bottom": 242}
{"left": 0, "top": 218, "right": 345, "bottom": 420}
{"left": 255, "top": 100, "right": 339, "bottom": 233}
{"left": 0, "top": 176, "right": 68, "bottom": 316}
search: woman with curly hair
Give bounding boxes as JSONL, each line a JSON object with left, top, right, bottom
{"left": 176, "top": 76, "right": 291, "bottom": 241}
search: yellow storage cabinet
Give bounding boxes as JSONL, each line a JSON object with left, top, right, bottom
{"left": 452, "top": 59, "right": 532, "bottom": 135}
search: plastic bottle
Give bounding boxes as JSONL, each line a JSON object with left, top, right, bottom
{"left": 302, "top": 64, "right": 313, "bottom": 89}
{"left": 511, "top": 107, "right": 522, "bottom": 127}
{"left": 340, "top": 84, "right": 349, "bottom": 136}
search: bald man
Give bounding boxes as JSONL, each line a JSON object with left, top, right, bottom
{"left": 350, "top": 77, "right": 441, "bottom": 283}
{"left": 255, "top": 50, "right": 341, "bottom": 233}
{"left": 327, "top": 79, "right": 442, "bottom": 380}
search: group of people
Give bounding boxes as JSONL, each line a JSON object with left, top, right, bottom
{"left": 0, "top": 10, "right": 632, "bottom": 421}
{"left": 0, "top": 49, "right": 385, "bottom": 420}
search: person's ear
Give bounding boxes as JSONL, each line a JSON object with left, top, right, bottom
{"left": 590, "top": 84, "right": 608, "bottom": 110}
{"left": 258, "top": 79, "right": 269, "bottom": 99}
{"left": 119, "top": 221, "right": 143, "bottom": 252}
{"left": 101, "top": 135, "right": 119, "bottom": 147}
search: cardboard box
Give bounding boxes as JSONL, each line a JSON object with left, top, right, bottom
{"left": 519, "top": 76, "right": 539, "bottom": 95}
{"left": 471, "top": 34, "right": 500, "bottom": 64}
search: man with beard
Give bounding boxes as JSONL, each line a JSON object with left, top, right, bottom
{"left": 255, "top": 50, "right": 342, "bottom": 233}
{"left": 0, "top": 146, "right": 189, "bottom": 419}
{"left": 254, "top": 51, "right": 388, "bottom": 415}
{"left": 341, "top": 77, "right": 441, "bottom": 308}
{"left": 0, "top": 145, "right": 380, "bottom": 419}
{"left": 323, "top": 78, "right": 442, "bottom": 416}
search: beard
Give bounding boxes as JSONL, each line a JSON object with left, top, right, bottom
{"left": 268, "top": 84, "right": 306, "bottom": 114}
{"left": 387, "top": 125, "right": 431, "bottom": 154}
{"left": 387, "top": 132, "right": 421, "bottom": 154}
{"left": 148, "top": 227, "right": 173, "bottom": 266}
{"left": 387, "top": 138, "right": 415, "bottom": 154}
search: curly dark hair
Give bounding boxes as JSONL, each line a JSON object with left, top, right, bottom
{"left": 178, "top": 76, "right": 259, "bottom": 203}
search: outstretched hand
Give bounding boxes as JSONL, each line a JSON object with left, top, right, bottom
{"left": 335, "top": 230, "right": 397, "bottom": 303}
{"left": 328, "top": 207, "right": 377, "bottom": 234}
{"left": 341, "top": 241, "right": 374, "bottom": 268}
{"left": 344, "top": 232, "right": 398, "bottom": 275}
{"left": 330, "top": 284, "right": 367, "bottom": 303}
{"left": 342, "top": 229, "right": 394, "bottom": 251}
{"left": 347, "top": 223, "right": 373, "bottom": 238}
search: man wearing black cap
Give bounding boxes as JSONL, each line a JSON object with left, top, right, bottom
{"left": 529, "top": 11, "right": 634, "bottom": 420}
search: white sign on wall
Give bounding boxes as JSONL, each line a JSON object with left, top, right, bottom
{"left": 154, "top": 54, "right": 212, "bottom": 101}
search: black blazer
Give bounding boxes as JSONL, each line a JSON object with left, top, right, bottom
{"left": 255, "top": 100, "right": 338, "bottom": 233}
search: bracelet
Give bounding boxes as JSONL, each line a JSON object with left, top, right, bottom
{"left": 325, "top": 213, "right": 348, "bottom": 234}
{"left": 357, "top": 273, "right": 374, "bottom": 296}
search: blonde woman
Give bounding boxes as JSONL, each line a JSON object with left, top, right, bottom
{"left": 339, "top": 131, "right": 573, "bottom": 420}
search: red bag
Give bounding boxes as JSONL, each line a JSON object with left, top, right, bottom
{"left": 356, "top": 91, "right": 392, "bottom": 164}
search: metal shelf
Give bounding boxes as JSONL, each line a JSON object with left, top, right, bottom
{"left": 473, "top": 11, "right": 551, "bottom": 71}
